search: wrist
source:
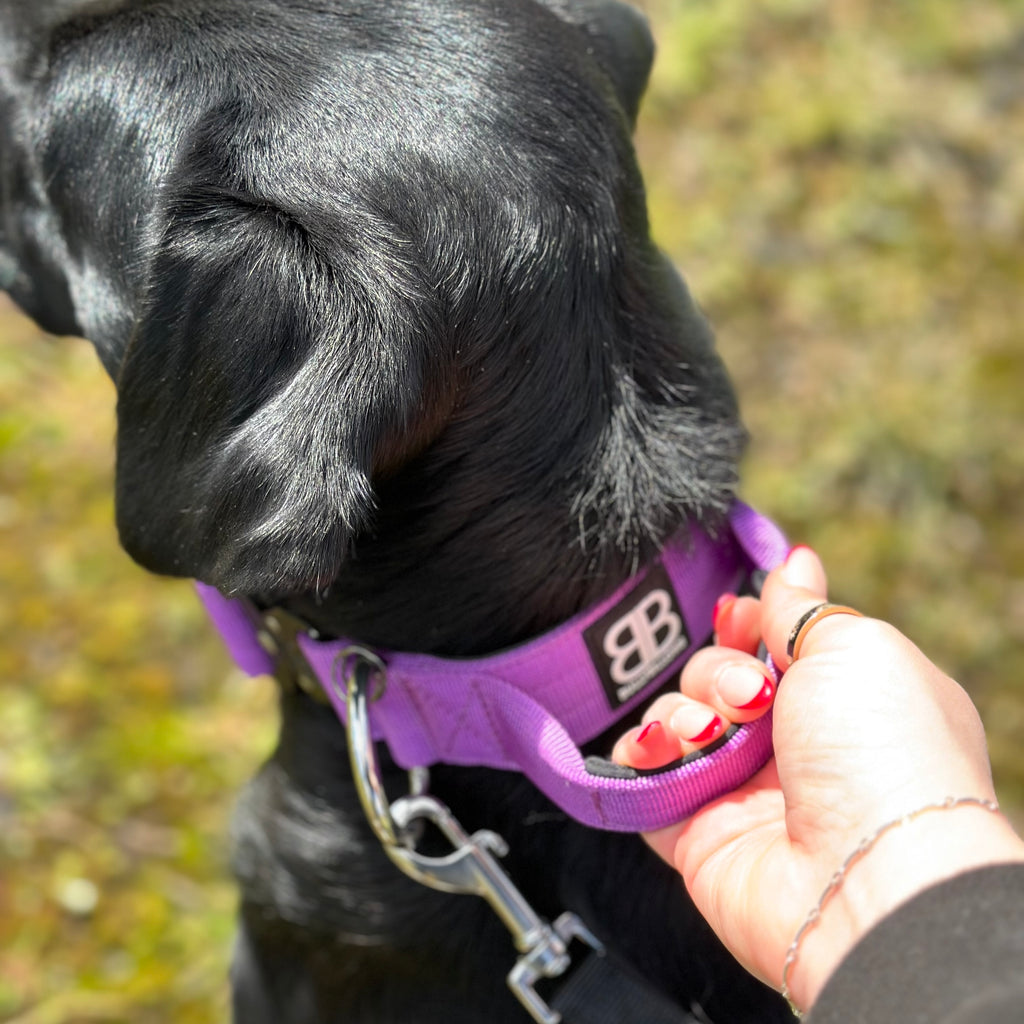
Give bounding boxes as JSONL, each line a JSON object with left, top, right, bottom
{"left": 786, "top": 800, "right": 1024, "bottom": 1013}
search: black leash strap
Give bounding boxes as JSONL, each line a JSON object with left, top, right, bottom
{"left": 551, "top": 948, "right": 701, "bottom": 1024}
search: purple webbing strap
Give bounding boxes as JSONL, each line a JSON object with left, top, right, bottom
{"left": 197, "top": 586, "right": 275, "bottom": 677}
{"left": 197, "top": 502, "right": 788, "bottom": 832}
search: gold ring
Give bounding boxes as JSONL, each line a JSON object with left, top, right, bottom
{"left": 787, "top": 603, "right": 864, "bottom": 661}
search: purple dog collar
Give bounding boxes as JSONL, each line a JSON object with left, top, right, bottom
{"left": 197, "top": 502, "right": 787, "bottom": 832}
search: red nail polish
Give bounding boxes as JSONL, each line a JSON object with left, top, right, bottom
{"left": 684, "top": 715, "right": 722, "bottom": 744}
{"left": 712, "top": 593, "right": 736, "bottom": 632}
{"left": 636, "top": 721, "right": 661, "bottom": 745}
{"left": 786, "top": 544, "right": 813, "bottom": 564}
{"left": 736, "top": 676, "right": 775, "bottom": 711}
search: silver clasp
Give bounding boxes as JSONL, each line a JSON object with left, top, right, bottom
{"left": 338, "top": 651, "right": 604, "bottom": 1024}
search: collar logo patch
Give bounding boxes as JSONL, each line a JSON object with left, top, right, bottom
{"left": 584, "top": 563, "right": 690, "bottom": 707}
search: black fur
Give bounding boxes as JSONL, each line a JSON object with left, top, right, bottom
{"left": 1, "top": 2, "right": 792, "bottom": 1020}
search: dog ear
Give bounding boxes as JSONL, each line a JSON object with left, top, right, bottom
{"left": 540, "top": 0, "right": 655, "bottom": 127}
{"left": 114, "top": 174, "right": 439, "bottom": 598}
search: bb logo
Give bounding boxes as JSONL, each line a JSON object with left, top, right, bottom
{"left": 584, "top": 565, "right": 691, "bottom": 706}
{"left": 604, "top": 590, "right": 684, "bottom": 688}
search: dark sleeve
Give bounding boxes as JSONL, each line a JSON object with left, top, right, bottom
{"left": 808, "top": 864, "right": 1024, "bottom": 1024}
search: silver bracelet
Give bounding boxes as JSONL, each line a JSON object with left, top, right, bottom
{"left": 780, "top": 795, "right": 1001, "bottom": 1018}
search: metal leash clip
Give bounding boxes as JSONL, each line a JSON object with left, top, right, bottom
{"left": 336, "top": 649, "right": 605, "bottom": 1024}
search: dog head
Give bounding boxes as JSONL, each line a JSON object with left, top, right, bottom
{"left": 1, "top": 0, "right": 744, "bottom": 615}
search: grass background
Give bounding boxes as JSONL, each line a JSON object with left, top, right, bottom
{"left": 2, "top": 0, "right": 1023, "bottom": 1019}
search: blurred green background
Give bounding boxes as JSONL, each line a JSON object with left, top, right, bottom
{"left": 1, "top": 0, "right": 1023, "bottom": 1019}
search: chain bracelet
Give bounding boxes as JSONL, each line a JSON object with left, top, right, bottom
{"left": 780, "top": 795, "right": 1001, "bottom": 1018}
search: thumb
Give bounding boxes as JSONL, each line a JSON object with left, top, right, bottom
{"left": 760, "top": 546, "right": 832, "bottom": 669}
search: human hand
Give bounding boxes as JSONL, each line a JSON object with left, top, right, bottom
{"left": 613, "top": 546, "right": 1024, "bottom": 1012}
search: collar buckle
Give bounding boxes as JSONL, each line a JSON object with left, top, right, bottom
{"left": 258, "top": 608, "right": 330, "bottom": 703}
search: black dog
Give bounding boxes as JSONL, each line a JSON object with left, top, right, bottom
{"left": 1, "top": 1, "right": 793, "bottom": 1020}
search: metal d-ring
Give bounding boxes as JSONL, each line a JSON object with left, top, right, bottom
{"left": 337, "top": 647, "right": 401, "bottom": 846}
{"left": 332, "top": 645, "right": 387, "bottom": 704}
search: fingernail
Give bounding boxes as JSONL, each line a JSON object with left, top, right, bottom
{"left": 668, "top": 706, "right": 723, "bottom": 744}
{"left": 738, "top": 677, "right": 775, "bottom": 710}
{"left": 712, "top": 593, "right": 736, "bottom": 633}
{"left": 782, "top": 544, "right": 818, "bottom": 583}
{"left": 718, "top": 665, "right": 775, "bottom": 710}
{"left": 636, "top": 721, "right": 662, "bottom": 745}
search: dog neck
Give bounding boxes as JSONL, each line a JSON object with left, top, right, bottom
{"left": 264, "top": 470, "right": 738, "bottom": 658}
{"left": 262, "top": 329, "right": 747, "bottom": 657}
